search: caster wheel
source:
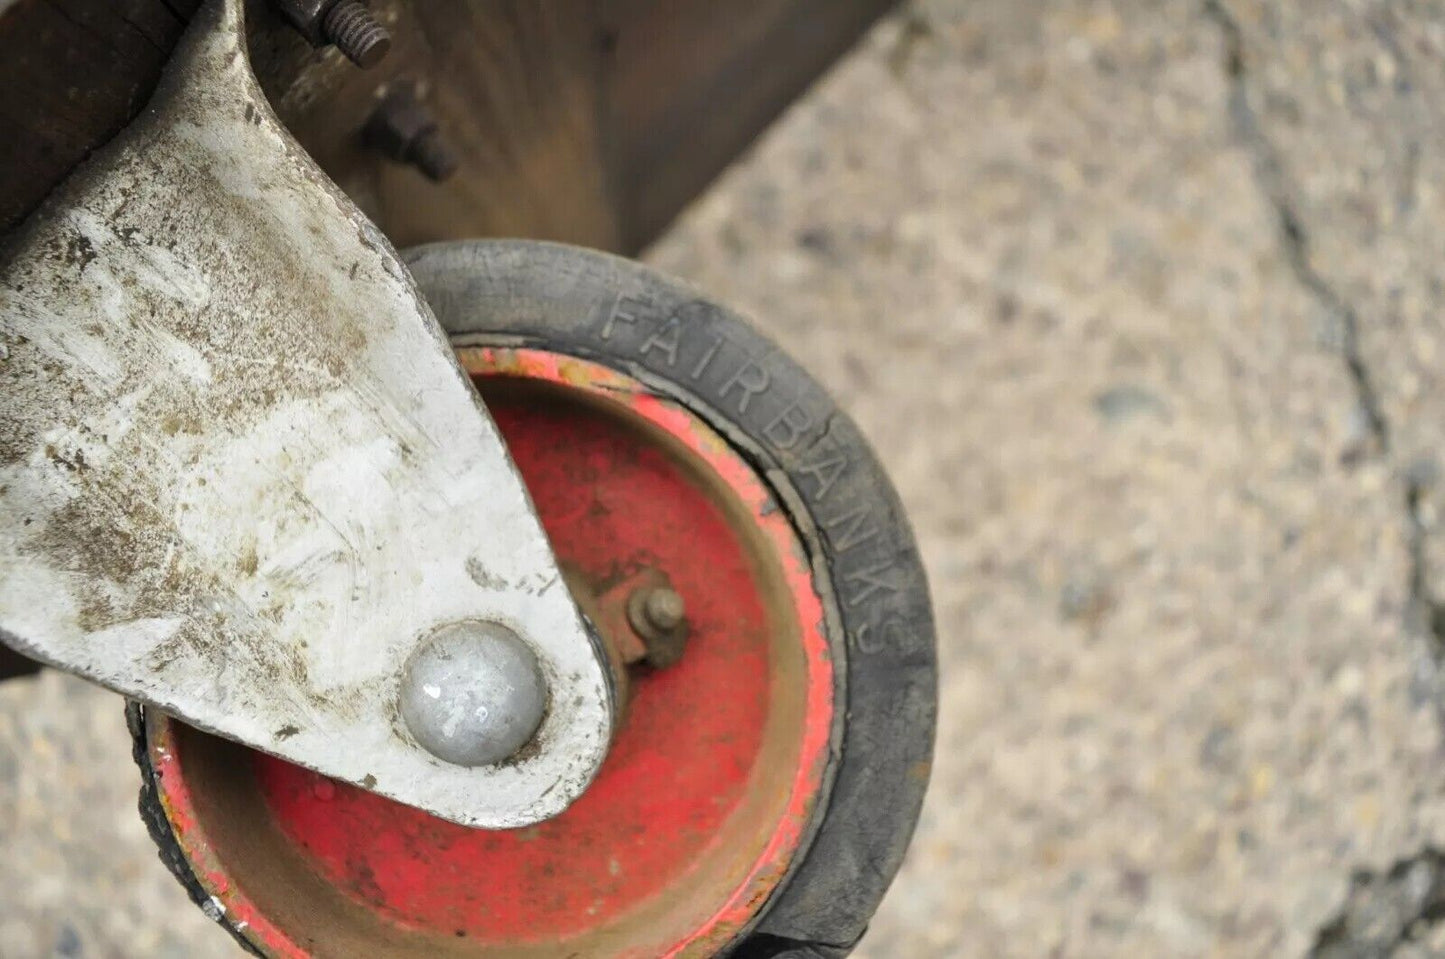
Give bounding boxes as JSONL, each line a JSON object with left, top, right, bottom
{"left": 132, "top": 241, "right": 936, "bottom": 958}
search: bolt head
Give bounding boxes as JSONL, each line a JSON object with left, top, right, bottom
{"left": 399, "top": 621, "right": 547, "bottom": 767}
{"left": 643, "top": 588, "right": 686, "bottom": 632}
{"left": 625, "top": 585, "right": 688, "bottom": 670}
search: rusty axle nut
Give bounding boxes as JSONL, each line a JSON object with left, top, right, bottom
{"left": 273, "top": 0, "right": 391, "bottom": 69}
{"left": 363, "top": 82, "right": 460, "bottom": 182}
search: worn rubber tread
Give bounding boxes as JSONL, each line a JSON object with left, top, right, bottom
{"left": 130, "top": 702, "right": 263, "bottom": 956}
{"left": 406, "top": 240, "right": 937, "bottom": 955}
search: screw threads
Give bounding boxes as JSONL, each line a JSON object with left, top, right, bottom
{"left": 323, "top": 1, "right": 391, "bottom": 69}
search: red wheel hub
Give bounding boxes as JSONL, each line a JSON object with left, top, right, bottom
{"left": 146, "top": 348, "right": 836, "bottom": 957}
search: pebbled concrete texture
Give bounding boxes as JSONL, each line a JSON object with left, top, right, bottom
{"left": 4, "top": 1, "right": 1445, "bottom": 957}
{"left": 651, "top": 1, "right": 1445, "bottom": 954}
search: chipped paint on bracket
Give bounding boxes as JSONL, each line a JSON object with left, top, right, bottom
{"left": 0, "top": 0, "right": 612, "bottom": 829}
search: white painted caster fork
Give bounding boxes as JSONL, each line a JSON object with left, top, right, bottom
{"left": 0, "top": 0, "right": 613, "bottom": 830}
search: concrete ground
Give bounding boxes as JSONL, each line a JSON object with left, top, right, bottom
{"left": 6, "top": 1, "right": 1445, "bottom": 956}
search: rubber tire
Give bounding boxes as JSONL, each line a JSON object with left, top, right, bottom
{"left": 405, "top": 240, "right": 938, "bottom": 958}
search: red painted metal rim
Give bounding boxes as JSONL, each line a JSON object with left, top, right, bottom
{"left": 146, "top": 347, "right": 836, "bottom": 957}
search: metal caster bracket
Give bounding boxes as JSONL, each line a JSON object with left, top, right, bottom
{"left": 0, "top": 0, "right": 613, "bottom": 829}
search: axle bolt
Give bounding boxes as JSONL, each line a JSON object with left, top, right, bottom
{"left": 399, "top": 621, "right": 547, "bottom": 767}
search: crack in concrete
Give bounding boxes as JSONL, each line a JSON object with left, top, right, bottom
{"left": 1308, "top": 848, "right": 1445, "bottom": 958}
{"left": 1405, "top": 472, "right": 1445, "bottom": 659}
{"left": 1202, "top": 1, "right": 1445, "bottom": 648}
{"left": 1204, "top": 3, "right": 1445, "bottom": 950}
{"left": 1203, "top": 0, "right": 1390, "bottom": 457}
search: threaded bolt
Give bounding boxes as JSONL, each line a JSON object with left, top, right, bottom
{"left": 363, "top": 81, "right": 460, "bottom": 183}
{"left": 626, "top": 585, "right": 687, "bottom": 669}
{"left": 407, "top": 129, "right": 460, "bottom": 182}
{"left": 322, "top": 0, "right": 391, "bottom": 69}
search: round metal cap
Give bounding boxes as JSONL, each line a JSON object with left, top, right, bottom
{"left": 400, "top": 621, "right": 547, "bottom": 767}
{"left": 642, "top": 586, "right": 685, "bottom": 632}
